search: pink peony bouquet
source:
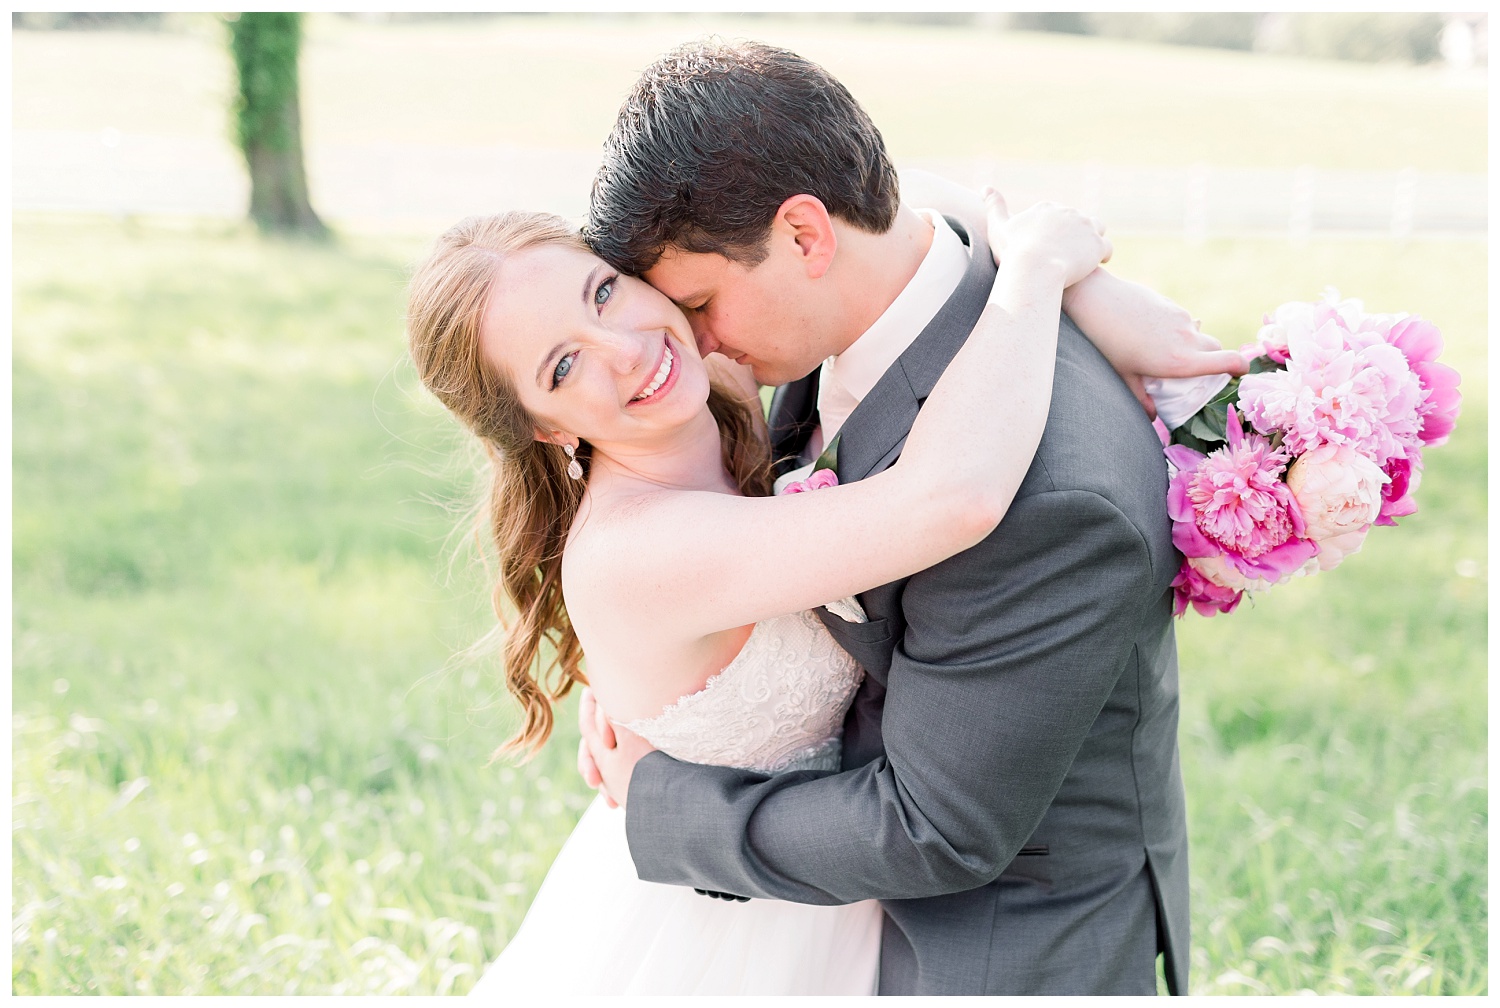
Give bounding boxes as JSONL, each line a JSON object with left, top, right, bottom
{"left": 1167, "top": 289, "right": 1461, "bottom": 617}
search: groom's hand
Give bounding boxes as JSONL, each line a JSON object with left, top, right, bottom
{"left": 577, "top": 688, "right": 657, "bottom": 809}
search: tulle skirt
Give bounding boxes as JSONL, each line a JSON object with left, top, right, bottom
{"left": 470, "top": 796, "right": 882, "bottom": 996}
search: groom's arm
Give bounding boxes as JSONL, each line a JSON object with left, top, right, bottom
{"left": 618, "top": 487, "right": 1158, "bottom": 904}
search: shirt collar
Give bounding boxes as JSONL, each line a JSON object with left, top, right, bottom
{"left": 824, "top": 210, "right": 971, "bottom": 405}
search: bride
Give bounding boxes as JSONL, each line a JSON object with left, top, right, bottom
{"left": 406, "top": 192, "right": 1215, "bottom": 995}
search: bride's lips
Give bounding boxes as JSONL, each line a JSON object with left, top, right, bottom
{"left": 627, "top": 337, "right": 680, "bottom": 406}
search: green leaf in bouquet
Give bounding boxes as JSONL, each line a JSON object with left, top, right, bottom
{"left": 1206, "top": 376, "right": 1242, "bottom": 409}
{"left": 1169, "top": 426, "right": 1212, "bottom": 455}
{"left": 1186, "top": 408, "right": 1228, "bottom": 446}
{"left": 1246, "top": 355, "right": 1284, "bottom": 374}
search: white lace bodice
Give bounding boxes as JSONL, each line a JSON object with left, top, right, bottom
{"left": 622, "top": 610, "right": 864, "bottom": 774}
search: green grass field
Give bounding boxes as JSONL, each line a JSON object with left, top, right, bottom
{"left": 12, "top": 14, "right": 1486, "bottom": 172}
{"left": 11, "top": 215, "right": 1485, "bottom": 994}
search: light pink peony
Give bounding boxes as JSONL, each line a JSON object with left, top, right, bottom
{"left": 1308, "top": 527, "right": 1370, "bottom": 572}
{"left": 1171, "top": 558, "right": 1243, "bottom": 617}
{"left": 1237, "top": 317, "right": 1425, "bottom": 464}
{"left": 1165, "top": 407, "right": 1318, "bottom": 585}
{"left": 779, "top": 468, "right": 839, "bottom": 495}
{"left": 1285, "top": 444, "right": 1386, "bottom": 543}
{"left": 1254, "top": 288, "right": 1400, "bottom": 363}
{"left": 1186, "top": 552, "right": 1288, "bottom": 594}
{"left": 1312, "top": 287, "right": 1405, "bottom": 340}
{"left": 1255, "top": 296, "right": 1321, "bottom": 363}
{"left": 1376, "top": 452, "right": 1422, "bottom": 526}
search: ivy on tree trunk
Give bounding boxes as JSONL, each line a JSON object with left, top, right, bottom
{"left": 229, "top": 12, "right": 328, "bottom": 238}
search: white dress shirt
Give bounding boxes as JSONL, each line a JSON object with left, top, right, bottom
{"left": 815, "top": 211, "right": 971, "bottom": 445}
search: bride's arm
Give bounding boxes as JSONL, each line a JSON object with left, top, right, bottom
{"left": 899, "top": 168, "right": 1247, "bottom": 412}
{"left": 570, "top": 197, "right": 1103, "bottom": 641}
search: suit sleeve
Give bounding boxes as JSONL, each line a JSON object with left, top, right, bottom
{"left": 623, "top": 487, "right": 1160, "bottom": 903}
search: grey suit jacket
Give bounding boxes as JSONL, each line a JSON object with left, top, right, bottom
{"left": 625, "top": 224, "right": 1190, "bottom": 995}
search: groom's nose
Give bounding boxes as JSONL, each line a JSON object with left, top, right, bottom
{"left": 686, "top": 315, "right": 721, "bottom": 357}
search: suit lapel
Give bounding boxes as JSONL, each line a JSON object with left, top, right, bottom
{"left": 837, "top": 218, "right": 999, "bottom": 484}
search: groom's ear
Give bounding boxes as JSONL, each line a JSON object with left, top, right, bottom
{"left": 773, "top": 194, "right": 837, "bottom": 280}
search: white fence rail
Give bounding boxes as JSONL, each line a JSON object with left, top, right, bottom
{"left": 14, "top": 129, "right": 1487, "bottom": 239}
{"left": 917, "top": 157, "right": 1487, "bottom": 240}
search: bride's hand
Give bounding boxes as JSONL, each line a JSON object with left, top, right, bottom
{"left": 576, "top": 689, "right": 618, "bottom": 807}
{"left": 578, "top": 688, "right": 656, "bottom": 809}
{"left": 986, "top": 191, "right": 1112, "bottom": 290}
{"left": 1060, "top": 271, "right": 1249, "bottom": 417}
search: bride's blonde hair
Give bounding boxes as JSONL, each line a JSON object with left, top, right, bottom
{"left": 406, "top": 211, "right": 771, "bottom": 759}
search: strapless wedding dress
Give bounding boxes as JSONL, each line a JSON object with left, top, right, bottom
{"left": 468, "top": 609, "right": 882, "bottom": 996}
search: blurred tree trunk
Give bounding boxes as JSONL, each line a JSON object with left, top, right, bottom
{"left": 228, "top": 12, "right": 328, "bottom": 238}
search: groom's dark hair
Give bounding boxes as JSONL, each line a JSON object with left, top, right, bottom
{"left": 586, "top": 38, "right": 901, "bottom": 275}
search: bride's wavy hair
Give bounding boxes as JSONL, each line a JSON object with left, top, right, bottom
{"left": 407, "top": 211, "right": 771, "bottom": 760}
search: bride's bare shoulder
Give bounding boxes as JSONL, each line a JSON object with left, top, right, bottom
{"left": 561, "top": 488, "right": 679, "bottom": 593}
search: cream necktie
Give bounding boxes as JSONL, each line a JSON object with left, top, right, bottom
{"left": 815, "top": 357, "right": 861, "bottom": 446}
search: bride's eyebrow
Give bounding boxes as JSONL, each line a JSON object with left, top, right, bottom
{"left": 581, "top": 264, "right": 604, "bottom": 306}
{"left": 532, "top": 265, "right": 609, "bottom": 388}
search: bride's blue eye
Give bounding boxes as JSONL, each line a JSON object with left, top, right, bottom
{"left": 551, "top": 350, "right": 578, "bottom": 389}
{"left": 594, "top": 276, "right": 615, "bottom": 308}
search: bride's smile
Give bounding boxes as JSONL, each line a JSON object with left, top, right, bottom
{"left": 627, "top": 339, "right": 678, "bottom": 405}
{"left": 478, "top": 242, "right": 712, "bottom": 453}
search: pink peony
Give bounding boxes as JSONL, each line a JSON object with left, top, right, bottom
{"left": 1414, "top": 364, "right": 1462, "bottom": 446}
{"left": 1165, "top": 407, "right": 1318, "bottom": 585}
{"left": 1385, "top": 317, "right": 1461, "bottom": 446}
{"left": 1151, "top": 417, "right": 1171, "bottom": 448}
{"left": 1171, "top": 559, "right": 1243, "bottom": 617}
{"left": 1386, "top": 315, "right": 1443, "bottom": 365}
{"left": 1376, "top": 452, "right": 1422, "bottom": 526}
{"left": 780, "top": 468, "right": 839, "bottom": 495}
{"left": 1237, "top": 317, "right": 1425, "bottom": 464}
{"left": 1285, "top": 444, "right": 1386, "bottom": 543}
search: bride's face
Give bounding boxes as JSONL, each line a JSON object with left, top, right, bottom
{"left": 479, "top": 242, "right": 711, "bottom": 450}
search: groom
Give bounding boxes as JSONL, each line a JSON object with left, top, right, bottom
{"left": 580, "top": 39, "right": 1200, "bottom": 996}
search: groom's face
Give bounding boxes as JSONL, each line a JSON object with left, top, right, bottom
{"left": 644, "top": 246, "right": 833, "bottom": 388}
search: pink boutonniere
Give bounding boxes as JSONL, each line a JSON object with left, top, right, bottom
{"left": 780, "top": 468, "right": 839, "bottom": 495}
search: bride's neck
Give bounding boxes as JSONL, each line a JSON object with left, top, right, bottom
{"left": 587, "top": 406, "right": 736, "bottom": 495}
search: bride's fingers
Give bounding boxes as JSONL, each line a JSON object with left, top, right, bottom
{"left": 982, "top": 187, "right": 1010, "bottom": 223}
{"left": 1160, "top": 347, "right": 1249, "bottom": 378}
{"left": 579, "top": 686, "right": 596, "bottom": 730}
{"left": 1125, "top": 374, "right": 1158, "bottom": 421}
{"left": 983, "top": 189, "right": 1011, "bottom": 265}
{"left": 1196, "top": 348, "right": 1250, "bottom": 376}
{"left": 594, "top": 701, "right": 617, "bottom": 750}
{"left": 578, "top": 738, "right": 602, "bottom": 789}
